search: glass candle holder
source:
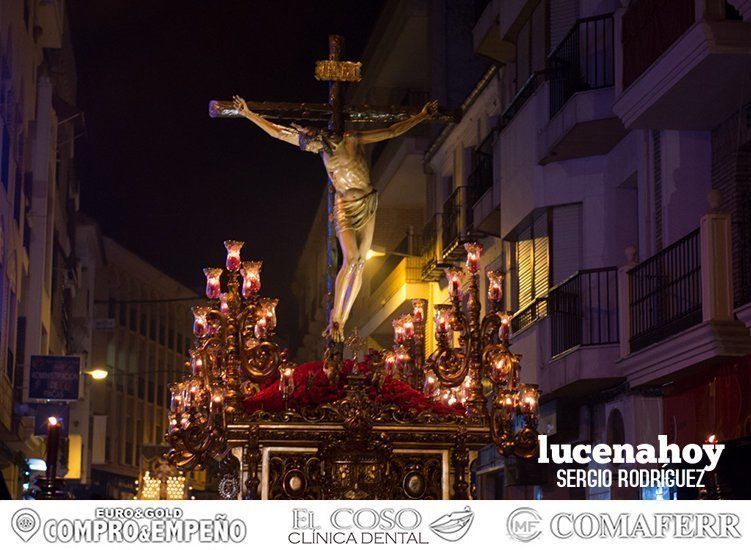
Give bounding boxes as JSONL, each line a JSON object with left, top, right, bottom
{"left": 519, "top": 385, "right": 539, "bottom": 414}
{"left": 240, "top": 261, "right": 262, "bottom": 297}
{"left": 189, "top": 350, "right": 204, "bottom": 376}
{"left": 464, "top": 242, "right": 483, "bottom": 273}
{"left": 260, "top": 298, "right": 278, "bottom": 330}
{"left": 402, "top": 314, "right": 415, "bottom": 339}
{"left": 224, "top": 240, "right": 244, "bottom": 272}
{"left": 394, "top": 345, "right": 410, "bottom": 371}
{"left": 487, "top": 270, "right": 504, "bottom": 303}
{"left": 219, "top": 293, "right": 230, "bottom": 315}
{"left": 499, "top": 389, "right": 517, "bottom": 411}
{"left": 203, "top": 268, "right": 223, "bottom": 299}
{"left": 192, "top": 306, "right": 210, "bottom": 337}
{"left": 384, "top": 351, "right": 396, "bottom": 376}
{"left": 279, "top": 365, "right": 295, "bottom": 400}
{"left": 498, "top": 312, "right": 512, "bottom": 342}
{"left": 411, "top": 299, "right": 426, "bottom": 324}
{"left": 423, "top": 374, "right": 437, "bottom": 396}
{"left": 254, "top": 317, "right": 268, "bottom": 340}
{"left": 211, "top": 392, "right": 224, "bottom": 413}
{"left": 392, "top": 317, "right": 406, "bottom": 344}
{"left": 445, "top": 268, "right": 464, "bottom": 298}
{"left": 434, "top": 304, "right": 453, "bottom": 335}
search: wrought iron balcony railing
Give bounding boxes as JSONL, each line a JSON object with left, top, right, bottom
{"left": 548, "top": 267, "right": 619, "bottom": 358}
{"left": 467, "top": 130, "right": 496, "bottom": 205}
{"left": 549, "top": 13, "right": 614, "bottom": 118}
{"left": 442, "top": 186, "right": 467, "bottom": 255}
{"left": 500, "top": 71, "right": 543, "bottom": 130}
{"left": 511, "top": 297, "right": 548, "bottom": 334}
{"left": 628, "top": 228, "right": 702, "bottom": 352}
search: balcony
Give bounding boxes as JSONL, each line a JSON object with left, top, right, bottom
{"left": 618, "top": 204, "right": 751, "bottom": 387}
{"left": 540, "top": 268, "right": 623, "bottom": 398}
{"left": 549, "top": 268, "right": 619, "bottom": 357}
{"left": 540, "top": 13, "right": 626, "bottom": 164}
{"left": 628, "top": 229, "right": 702, "bottom": 352}
{"left": 420, "top": 214, "right": 451, "bottom": 282}
{"left": 511, "top": 297, "right": 547, "bottom": 334}
{"left": 614, "top": 0, "right": 751, "bottom": 130}
{"left": 442, "top": 186, "right": 475, "bottom": 263}
{"left": 500, "top": 72, "right": 543, "bottom": 130}
{"left": 468, "top": 130, "right": 500, "bottom": 236}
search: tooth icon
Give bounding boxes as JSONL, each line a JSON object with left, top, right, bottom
{"left": 12, "top": 508, "right": 41, "bottom": 542}
{"left": 429, "top": 506, "right": 475, "bottom": 542}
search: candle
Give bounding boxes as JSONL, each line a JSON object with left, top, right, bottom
{"left": 395, "top": 345, "right": 410, "bottom": 373}
{"left": 192, "top": 306, "right": 210, "bottom": 338}
{"left": 203, "top": 268, "right": 223, "bottom": 299}
{"left": 190, "top": 350, "right": 204, "bottom": 376}
{"left": 423, "top": 374, "right": 437, "bottom": 396}
{"left": 223, "top": 240, "right": 244, "bottom": 272}
{"left": 46, "top": 416, "right": 61, "bottom": 480}
{"left": 499, "top": 312, "right": 512, "bottom": 342}
{"left": 487, "top": 270, "right": 504, "bottom": 303}
{"left": 434, "top": 305, "right": 453, "bottom": 335}
{"left": 384, "top": 352, "right": 396, "bottom": 376}
{"left": 240, "top": 261, "right": 262, "bottom": 298}
{"left": 392, "top": 317, "right": 406, "bottom": 344}
{"left": 211, "top": 392, "right": 224, "bottom": 413}
{"left": 411, "top": 299, "right": 425, "bottom": 324}
{"left": 254, "top": 317, "right": 268, "bottom": 340}
{"left": 464, "top": 242, "right": 483, "bottom": 273}
{"left": 402, "top": 315, "right": 415, "bottom": 339}
{"left": 219, "top": 293, "right": 230, "bottom": 315}
{"left": 279, "top": 365, "right": 296, "bottom": 403}
{"left": 519, "top": 386, "right": 538, "bottom": 414}
{"left": 445, "top": 268, "right": 464, "bottom": 298}
{"left": 261, "top": 298, "right": 278, "bottom": 330}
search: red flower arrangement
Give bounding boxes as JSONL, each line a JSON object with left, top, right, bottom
{"left": 244, "top": 359, "right": 464, "bottom": 416}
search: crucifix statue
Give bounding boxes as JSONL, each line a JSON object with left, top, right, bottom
{"left": 210, "top": 36, "right": 454, "bottom": 344}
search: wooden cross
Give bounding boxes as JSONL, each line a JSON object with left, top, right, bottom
{"left": 209, "top": 35, "right": 457, "bottom": 340}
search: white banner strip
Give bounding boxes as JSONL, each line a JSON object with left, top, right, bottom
{"left": 2, "top": 500, "right": 750, "bottom": 549}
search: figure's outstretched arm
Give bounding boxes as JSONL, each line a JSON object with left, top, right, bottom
{"left": 232, "top": 96, "right": 322, "bottom": 152}
{"left": 352, "top": 100, "right": 438, "bottom": 144}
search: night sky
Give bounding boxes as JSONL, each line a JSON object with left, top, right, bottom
{"left": 69, "top": 0, "right": 384, "bottom": 342}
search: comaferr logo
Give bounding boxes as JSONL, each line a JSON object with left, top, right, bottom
{"left": 429, "top": 507, "right": 475, "bottom": 542}
{"left": 550, "top": 512, "right": 742, "bottom": 539}
{"left": 507, "top": 507, "right": 542, "bottom": 543}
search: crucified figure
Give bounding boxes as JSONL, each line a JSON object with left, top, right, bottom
{"left": 233, "top": 96, "right": 437, "bottom": 342}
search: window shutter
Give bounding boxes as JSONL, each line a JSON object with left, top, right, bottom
{"left": 552, "top": 204, "right": 583, "bottom": 284}
{"left": 516, "top": 225, "right": 534, "bottom": 309}
{"left": 533, "top": 213, "right": 549, "bottom": 298}
{"left": 550, "top": 0, "right": 579, "bottom": 54}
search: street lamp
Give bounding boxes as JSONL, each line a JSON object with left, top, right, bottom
{"left": 88, "top": 369, "right": 109, "bottom": 381}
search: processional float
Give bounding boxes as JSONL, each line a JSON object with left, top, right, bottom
{"left": 166, "top": 36, "right": 539, "bottom": 500}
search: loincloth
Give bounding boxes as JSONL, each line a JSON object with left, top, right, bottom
{"left": 334, "top": 190, "right": 378, "bottom": 232}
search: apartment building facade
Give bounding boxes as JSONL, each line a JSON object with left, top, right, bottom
{"left": 0, "top": 0, "right": 95, "bottom": 498}
{"left": 454, "top": 0, "right": 751, "bottom": 499}
{"left": 294, "top": 0, "right": 751, "bottom": 499}
{"left": 83, "top": 237, "right": 198, "bottom": 499}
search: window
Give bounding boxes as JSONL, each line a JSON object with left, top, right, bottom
{"left": 514, "top": 212, "right": 549, "bottom": 310}
{"left": 551, "top": 204, "right": 582, "bottom": 285}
